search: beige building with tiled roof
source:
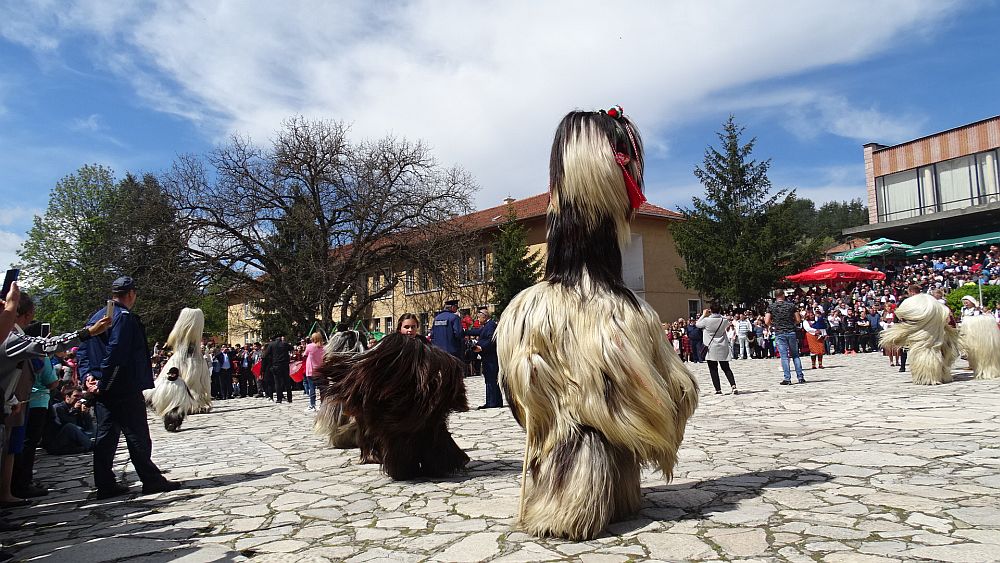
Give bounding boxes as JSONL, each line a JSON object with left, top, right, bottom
{"left": 227, "top": 193, "right": 701, "bottom": 343}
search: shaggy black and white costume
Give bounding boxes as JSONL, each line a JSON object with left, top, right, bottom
{"left": 144, "top": 308, "right": 210, "bottom": 430}
{"left": 314, "top": 333, "right": 469, "bottom": 479}
{"left": 314, "top": 330, "right": 367, "bottom": 452}
{"left": 880, "top": 294, "right": 959, "bottom": 385}
{"left": 496, "top": 108, "right": 699, "bottom": 540}
{"left": 959, "top": 314, "right": 1000, "bottom": 380}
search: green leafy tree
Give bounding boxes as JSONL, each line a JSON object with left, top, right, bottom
{"left": 814, "top": 199, "right": 869, "bottom": 240}
{"left": 671, "top": 116, "right": 821, "bottom": 307}
{"left": 491, "top": 205, "right": 542, "bottom": 318}
{"left": 18, "top": 165, "right": 202, "bottom": 342}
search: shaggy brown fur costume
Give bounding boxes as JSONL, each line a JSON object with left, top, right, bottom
{"left": 314, "top": 333, "right": 470, "bottom": 479}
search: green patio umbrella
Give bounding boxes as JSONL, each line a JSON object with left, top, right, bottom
{"left": 835, "top": 238, "right": 914, "bottom": 263}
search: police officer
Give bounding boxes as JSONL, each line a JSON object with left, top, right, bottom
{"left": 431, "top": 299, "right": 463, "bottom": 359}
{"left": 466, "top": 308, "right": 502, "bottom": 409}
{"left": 78, "top": 277, "right": 180, "bottom": 499}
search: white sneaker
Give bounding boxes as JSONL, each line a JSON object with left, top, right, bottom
{"left": 304, "top": 406, "right": 316, "bottom": 413}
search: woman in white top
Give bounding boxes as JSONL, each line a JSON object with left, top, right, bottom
{"left": 696, "top": 303, "right": 738, "bottom": 395}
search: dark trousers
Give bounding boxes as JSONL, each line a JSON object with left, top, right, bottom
{"left": 707, "top": 360, "right": 736, "bottom": 392}
{"left": 272, "top": 366, "right": 292, "bottom": 403}
{"left": 238, "top": 367, "right": 254, "bottom": 397}
{"left": 93, "top": 393, "right": 166, "bottom": 490}
{"left": 899, "top": 348, "right": 908, "bottom": 370}
{"left": 691, "top": 341, "right": 705, "bottom": 362}
{"left": 12, "top": 407, "right": 47, "bottom": 490}
{"left": 262, "top": 373, "right": 274, "bottom": 399}
{"left": 46, "top": 423, "right": 92, "bottom": 455}
{"left": 215, "top": 368, "right": 232, "bottom": 400}
{"left": 482, "top": 357, "right": 502, "bottom": 407}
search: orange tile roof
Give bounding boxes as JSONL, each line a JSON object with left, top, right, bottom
{"left": 458, "top": 192, "right": 682, "bottom": 231}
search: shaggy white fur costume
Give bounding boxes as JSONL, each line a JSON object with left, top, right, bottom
{"left": 880, "top": 294, "right": 958, "bottom": 385}
{"left": 959, "top": 314, "right": 1000, "bottom": 380}
{"left": 314, "top": 330, "right": 366, "bottom": 450}
{"left": 497, "top": 108, "right": 698, "bottom": 540}
{"left": 145, "top": 371, "right": 199, "bottom": 431}
{"left": 158, "top": 308, "right": 212, "bottom": 410}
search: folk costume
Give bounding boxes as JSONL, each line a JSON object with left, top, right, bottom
{"left": 314, "top": 330, "right": 367, "bottom": 452}
{"left": 144, "top": 308, "right": 209, "bottom": 430}
{"left": 959, "top": 314, "right": 1000, "bottom": 380}
{"left": 496, "top": 107, "right": 699, "bottom": 540}
{"left": 314, "top": 332, "right": 469, "bottom": 479}
{"left": 880, "top": 293, "right": 959, "bottom": 385}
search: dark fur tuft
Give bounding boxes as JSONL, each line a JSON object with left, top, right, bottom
{"left": 315, "top": 333, "right": 470, "bottom": 479}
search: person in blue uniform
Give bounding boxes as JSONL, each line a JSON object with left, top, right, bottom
{"left": 466, "top": 308, "right": 501, "bottom": 409}
{"left": 78, "top": 277, "right": 180, "bottom": 499}
{"left": 431, "top": 300, "right": 463, "bottom": 359}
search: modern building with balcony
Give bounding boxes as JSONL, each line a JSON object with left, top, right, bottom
{"left": 844, "top": 115, "right": 1000, "bottom": 247}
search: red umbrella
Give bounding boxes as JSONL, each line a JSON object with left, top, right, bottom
{"left": 785, "top": 261, "right": 886, "bottom": 284}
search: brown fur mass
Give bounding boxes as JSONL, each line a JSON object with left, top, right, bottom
{"left": 313, "top": 333, "right": 470, "bottom": 479}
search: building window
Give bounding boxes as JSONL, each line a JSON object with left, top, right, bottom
{"left": 371, "top": 318, "right": 381, "bottom": 333}
{"left": 404, "top": 270, "right": 415, "bottom": 294}
{"left": 419, "top": 312, "right": 429, "bottom": 333}
{"left": 384, "top": 316, "right": 393, "bottom": 332}
{"left": 936, "top": 155, "right": 976, "bottom": 211}
{"left": 876, "top": 169, "right": 919, "bottom": 222}
{"left": 977, "top": 150, "right": 999, "bottom": 204}
{"left": 419, "top": 269, "right": 430, "bottom": 292}
{"left": 688, "top": 299, "right": 702, "bottom": 320}
{"left": 478, "top": 247, "right": 489, "bottom": 281}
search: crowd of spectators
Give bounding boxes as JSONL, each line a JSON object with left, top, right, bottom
{"left": 665, "top": 245, "right": 1000, "bottom": 364}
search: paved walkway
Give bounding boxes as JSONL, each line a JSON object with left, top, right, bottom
{"left": 4, "top": 352, "right": 1000, "bottom": 562}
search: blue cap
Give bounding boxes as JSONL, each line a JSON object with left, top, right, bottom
{"left": 111, "top": 276, "right": 137, "bottom": 292}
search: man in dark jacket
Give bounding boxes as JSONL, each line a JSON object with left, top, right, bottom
{"left": 685, "top": 319, "right": 704, "bottom": 363}
{"left": 265, "top": 335, "right": 292, "bottom": 403}
{"left": 466, "top": 308, "right": 501, "bottom": 409}
{"left": 78, "top": 277, "right": 179, "bottom": 499}
{"left": 431, "top": 300, "right": 463, "bottom": 359}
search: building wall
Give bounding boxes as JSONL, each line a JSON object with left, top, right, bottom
{"left": 226, "top": 212, "right": 701, "bottom": 339}
{"left": 865, "top": 116, "right": 1000, "bottom": 225}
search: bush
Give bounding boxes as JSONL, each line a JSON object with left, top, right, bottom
{"left": 945, "top": 283, "right": 1000, "bottom": 315}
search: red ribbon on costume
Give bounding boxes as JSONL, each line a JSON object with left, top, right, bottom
{"left": 613, "top": 151, "right": 646, "bottom": 209}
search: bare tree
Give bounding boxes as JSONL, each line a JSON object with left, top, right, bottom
{"left": 164, "top": 117, "right": 477, "bottom": 332}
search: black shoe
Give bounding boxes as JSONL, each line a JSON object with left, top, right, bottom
{"left": 714, "top": 390, "right": 722, "bottom": 395}
{"left": 899, "top": 366, "right": 906, "bottom": 372}
{"left": 12, "top": 484, "right": 48, "bottom": 498}
{"left": 798, "top": 378, "right": 807, "bottom": 384}
{"left": 94, "top": 484, "right": 131, "bottom": 500}
{"left": 779, "top": 380, "right": 791, "bottom": 386}
{"left": 141, "top": 480, "right": 181, "bottom": 495}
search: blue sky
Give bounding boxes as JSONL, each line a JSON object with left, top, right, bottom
{"left": 0, "top": 1, "right": 997, "bottom": 268}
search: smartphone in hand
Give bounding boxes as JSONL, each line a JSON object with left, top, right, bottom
{"left": 2, "top": 268, "right": 19, "bottom": 298}
{"left": 105, "top": 299, "right": 115, "bottom": 320}
{"left": 41, "top": 322, "right": 50, "bottom": 338}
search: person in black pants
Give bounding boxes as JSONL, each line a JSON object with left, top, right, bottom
{"left": 77, "top": 277, "right": 181, "bottom": 499}
{"left": 265, "top": 335, "right": 292, "bottom": 403}
{"left": 214, "top": 345, "right": 232, "bottom": 400}
{"left": 466, "top": 308, "right": 502, "bottom": 409}
{"left": 695, "top": 304, "right": 739, "bottom": 395}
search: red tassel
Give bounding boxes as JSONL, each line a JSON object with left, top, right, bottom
{"left": 614, "top": 152, "right": 646, "bottom": 209}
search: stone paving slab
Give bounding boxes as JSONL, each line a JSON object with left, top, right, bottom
{"left": 3, "top": 352, "right": 999, "bottom": 561}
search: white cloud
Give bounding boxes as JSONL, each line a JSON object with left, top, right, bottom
{"left": 0, "top": 206, "right": 42, "bottom": 227}
{"left": 0, "top": 230, "right": 25, "bottom": 270}
{"left": 71, "top": 113, "right": 103, "bottom": 132}
{"left": 4, "top": 0, "right": 961, "bottom": 207}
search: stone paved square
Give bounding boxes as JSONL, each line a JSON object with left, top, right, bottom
{"left": 5, "top": 352, "right": 1000, "bottom": 562}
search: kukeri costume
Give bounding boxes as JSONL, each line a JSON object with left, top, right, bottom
{"left": 496, "top": 107, "right": 699, "bottom": 540}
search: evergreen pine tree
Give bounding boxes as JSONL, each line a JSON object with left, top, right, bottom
{"left": 672, "top": 116, "right": 821, "bottom": 307}
{"left": 491, "top": 205, "right": 542, "bottom": 318}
